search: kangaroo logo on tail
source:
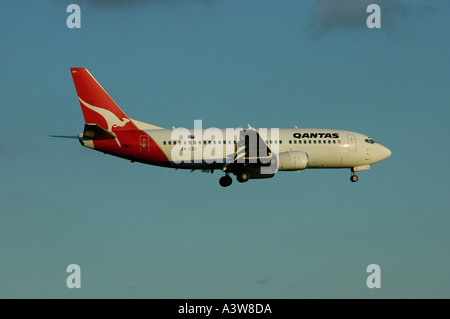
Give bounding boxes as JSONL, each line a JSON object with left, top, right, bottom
{"left": 79, "top": 97, "right": 130, "bottom": 146}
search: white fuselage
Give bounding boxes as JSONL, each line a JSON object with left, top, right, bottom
{"left": 143, "top": 128, "right": 391, "bottom": 171}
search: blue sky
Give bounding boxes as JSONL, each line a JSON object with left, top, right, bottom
{"left": 1, "top": 0, "right": 449, "bottom": 298}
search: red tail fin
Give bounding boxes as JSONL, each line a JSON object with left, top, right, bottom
{"left": 70, "top": 68, "right": 135, "bottom": 132}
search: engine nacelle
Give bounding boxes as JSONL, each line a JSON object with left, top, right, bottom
{"left": 276, "top": 151, "right": 309, "bottom": 171}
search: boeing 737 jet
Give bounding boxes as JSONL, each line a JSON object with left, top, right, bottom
{"left": 52, "top": 68, "right": 391, "bottom": 187}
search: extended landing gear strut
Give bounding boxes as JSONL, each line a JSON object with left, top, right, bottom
{"left": 219, "top": 174, "right": 233, "bottom": 187}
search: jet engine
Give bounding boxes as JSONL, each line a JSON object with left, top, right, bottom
{"left": 276, "top": 151, "right": 309, "bottom": 171}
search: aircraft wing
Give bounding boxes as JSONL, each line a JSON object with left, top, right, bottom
{"left": 224, "top": 128, "right": 273, "bottom": 170}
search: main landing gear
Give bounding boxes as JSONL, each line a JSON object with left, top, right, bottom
{"left": 236, "top": 172, "right": 250, "bottom": 183}
{"left": 219, "top": 171, "right": 250, "bottom": 187}
{"left": 219, "top": 174, "right": 233, "bottom": 187}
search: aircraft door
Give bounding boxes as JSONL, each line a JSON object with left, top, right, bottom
{"left": 139, "top": 135, "right": 150, "bottom": 153}
{"left": 347, "top": 134, "right": 356, "bottom": 152}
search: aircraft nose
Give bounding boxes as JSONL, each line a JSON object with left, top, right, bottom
{"left": 381, "top": 145, "right": 391, "bottom": 160}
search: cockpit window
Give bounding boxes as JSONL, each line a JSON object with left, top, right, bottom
{"left": 365, "top": 138, "right": 376, "bottom": 144}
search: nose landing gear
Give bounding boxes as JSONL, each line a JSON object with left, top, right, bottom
{"left": 350, "top": 173, "right": 359, "bottom": 183}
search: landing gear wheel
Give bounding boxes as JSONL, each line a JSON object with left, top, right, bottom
{"left": 219, "top": 175, "right": 233, "bottom": 187}
{"left": 236, "top": 172, "right": 250, "bottom": 183}
{"left": 350, "top": 175, "right": 359, "bottom": 183}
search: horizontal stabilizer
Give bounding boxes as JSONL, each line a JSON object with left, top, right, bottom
{"left": 49, "top": 135, "right": 78, "bottom": 139}
{"left": 82, "top": 124, "right": 116, "bottom": 140}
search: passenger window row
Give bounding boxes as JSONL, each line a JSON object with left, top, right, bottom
{"left": 289, "top": 140, "right": 339, "bottom": 144}
{"left": 163, "top": 140, "right": 237, "bottom": 145}
{"left": 162, "top": 139, "right": 341, "bottom": 145}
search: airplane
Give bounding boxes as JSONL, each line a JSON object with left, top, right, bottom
{"left": 51, "top": 68, "right": 391, "bottom": 187}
